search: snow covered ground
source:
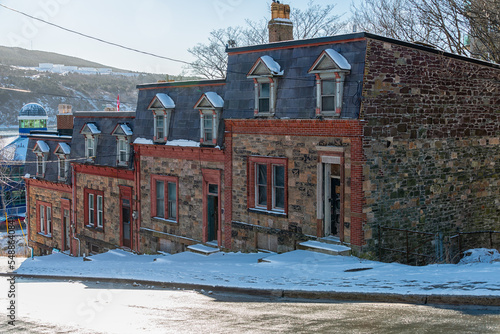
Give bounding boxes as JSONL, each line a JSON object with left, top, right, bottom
{"left": 2, "top": 248, "right": 500, "bottom": 297}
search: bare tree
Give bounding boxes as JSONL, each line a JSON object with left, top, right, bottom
{"left": 0, "top": 144, "right": 25, "bottom": 219}
{"left": 352, "top": 0, "right": 500, "bottom": 63}
{"left": 187, "top": 1, "right": 347, "bottom": 79}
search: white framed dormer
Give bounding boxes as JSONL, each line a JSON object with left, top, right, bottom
{"left": 147, "top": 93, "right": 175, "bottom": 143}
{"left": 54, "top": 143, "right": 70, "bottom": 181}
{"left": 80, "top": 123, "right": 101, "bottom": 162}
{"left": 247, "top": 55, "right": 284, "bottom": 116}
{"left": 111, "top": 123, "right": 133, "bottom": 166}
{"left": 308, "top": 49, "right": 351, "bottom": 117}
{"left": 194, "top": 92, "right": 224, "bottom": 146}
{"left": 33, "top": 140, "right": 49, "bottom": 178}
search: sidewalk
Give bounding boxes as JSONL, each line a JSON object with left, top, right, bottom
{"left": 2, "top": 248, "right": 500, "bottom": 306}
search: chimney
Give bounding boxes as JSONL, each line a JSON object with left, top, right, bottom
{"left": 57, "top": 104, "right": 73, "bottom": 135}
{"left": 268, "top": 1, "right": 293, "bottom": 43}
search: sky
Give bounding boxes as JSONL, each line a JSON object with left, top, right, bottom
{"left": 0, "top": 0, "right": 354, "bottom": 75}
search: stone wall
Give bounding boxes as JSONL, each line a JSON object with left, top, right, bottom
{"left": 138, "top": 148, "right": 225, "bottom": 254}
{"left": 362, "top": 38, "right": 500, "bottom": 259}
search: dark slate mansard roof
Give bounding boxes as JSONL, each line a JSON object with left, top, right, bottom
{"left": 134, "top": 80, "right": 226, "bottom": 147}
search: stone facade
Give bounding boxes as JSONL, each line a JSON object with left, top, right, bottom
{"left": 136, "top": 145, "right": 225, "bottom": 254}
{"left": 73, "top": 165, "right": 135, "bottom": 255}
{"left": 362, "top": 38, "right": 500, "bottom": 258}
{"left": 25, "top": 179, "right": 72, "bottom": 255}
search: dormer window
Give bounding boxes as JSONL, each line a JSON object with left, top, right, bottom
{"left": 33, "top": 140, "right": 49, "bottom": 177}
{"left": 111, "top": 123, "right": 133, "bottom": 166}
{"left": 247, "top": 56, "right": 283, "bottom": 116}
{"left": 148, "top": 93, "right": 175, "bottom": 143}
{"left": 194, "top": 92, "right": 224, "bottom": 146}
{"left": 308, "top": 49, "right": 351, "bottom": 117}
{"left": 54, "top": 143, "right": 71, "bottom": 181}
{"left": 80, "top": 123, "right": 101, "bottom": 161}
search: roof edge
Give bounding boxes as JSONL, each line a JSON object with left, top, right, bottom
{"left": 137, "top": 79, "right": 226, "bottom": 90}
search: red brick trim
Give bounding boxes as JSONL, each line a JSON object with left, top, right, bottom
{"left": 227, "top": 37, "right": 366, "bottom": 55}
{"left": 60, "top": 198, "right": 71, "bottom": 253}
{"left": 226, "top": 119, "right": 364, "bottom": 137}
{"left": 202, "top": 169, "right": 222, "bottom": 244}
{"left": 25, "top": 178, "right": 72, "bottom": 194}
{"left": 73, "top": 164, "right": 134, "bottom": 181}
{"left": 74, "top": 116, "right": 135, "bottom": 119}
{"left": 119, "top": 185, "right": 133, "bottom": 249}
{"left": 134, "top": 144, "right": 225, "bottom": 163}
{"left": 223, "top": 130, "right": 233, "bottom": 249}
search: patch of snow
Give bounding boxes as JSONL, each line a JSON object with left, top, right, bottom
{"left": 204, "top": 92, "right": 224, "bottom": 108}
{"left": 459, "top": 248, "right": 500, "bottom": 264}
{"left": 156, "top": 93, "right": 175, "bottom": 109}
{"left": 187, "top": 244, "right": 219, "bottom": 254}
{"left": 57, "top": 142, "right": 71, "bottom": 155}
{"left": 36, "top": 140, "right": 50, "bottom": 153}
{"left": 120, "top": 124, "right": 133, "bottom": 136}
{"left": 299, "top": 240, "right": 351, "bottom": 253}
{"left": 86, "top": 123, "right": 101, "bottom": 134}
{"left": 133, "top": 137, "right": 153, "bottom": 145}
{"left": 260, "top": 55, "right": 284, "bottom": 76}
{"left": 324, "top": 49, "right": 352, "bottom": 71}
{"left": 165, "top": 140, "right": 200, "bottom": 147}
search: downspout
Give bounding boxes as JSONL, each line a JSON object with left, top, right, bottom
{"left": 71, "top": 165, "right": 80, "bottom": 257}
{"left": 134, "top": 145, "right": 141, "bottom": 253}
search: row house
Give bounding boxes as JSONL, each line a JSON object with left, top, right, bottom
{"left": 25, "top": 3, "right": 499, "bottom": 260}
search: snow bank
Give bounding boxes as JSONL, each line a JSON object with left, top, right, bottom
{"left": 459, "top": 248, "right": 500, "bottom": 264}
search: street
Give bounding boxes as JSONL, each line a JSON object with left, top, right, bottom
{"left": 0, "top": 278, "right": 499, "bottom": 333}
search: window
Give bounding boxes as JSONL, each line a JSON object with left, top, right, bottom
{"left": 37, "top": 201, "right": 52, "bottom": 236}
{"left": 148, "top": 93, "right": 175, "bottom": 143}
{"left": 85, "top": 189, "right": 104, "bottom": 229}
{"left": 248, "top": 157, "right": 287, "bottom": 214}
{"left": 247, "top": 56, "right": 283, "bottom": 116}
{"left": 308, "top": 49, "right": 351, "bottom": 116}
{"left": 80, "top": 123, "right": 100, "bottom": 161}
{"left": 151, "top": 175, "right": 178, "bottom": 222}
{"left": 112, "top": 123, "right": 133, "bottom": 166}
{"left": 194, "top": 92, "right": 223, "bottom": 146}
{"left": 33, "top": 140, "right": 49, "bottom": 177}
{"left": 54, "top": 143, "right": 70, "bottom": 181}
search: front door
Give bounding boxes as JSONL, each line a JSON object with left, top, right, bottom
{"left": 63, "top": 209, "right": 70, "bottom": 251}
{"left": 207, "top": 184, "right": 218, "bottom": 242}
{"left": 122, "top": 198, "right": 131, "bottom": 248}
{"left": 323, "top": 163, "right": 342, "bottom": 237}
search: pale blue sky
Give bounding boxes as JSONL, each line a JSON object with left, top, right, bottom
{"left": 0, "top": 0, "right": 354, "bottom": 74}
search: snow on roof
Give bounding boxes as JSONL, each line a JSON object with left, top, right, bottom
{"left": 57, "top": 143, "right": 71, "bottom": 155}
{"left": 86, "top": 123, "right": 101, "bottom": 134}
{"left": 156, "top": 93, "right": 175, "bottom": 109}
{"left": 204, "top": 92, "right": 224, "bottom": 108}
{"left": 14, "top": 137, "right": 28, "bottom": 161}
{"left": 133, "top": 137, "right": 153, "bottom": 145}
{"left": 120, "top": 124, "right": 133, "bottom": 136}
{"left": 165, "top": 139, "right": 200, "bottom": 147}
{"left": 260, "top": 55, "right": 284, "bottom": 75}
{"left": 35, "top": 140, "right": 50, "bottom": 153}
{"left": 324, "top": 49, "right": 351, "bottom": 70}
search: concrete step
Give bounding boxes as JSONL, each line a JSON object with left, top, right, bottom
{"left": 186, "top": 243, "right": 219, "bottom": 256}
{"left": 298, "top": 240, "right": 351, "bottom": 256}
{"left": 318, "top": 236, "right": 343, "bottom": 245}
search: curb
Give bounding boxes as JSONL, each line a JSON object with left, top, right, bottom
{"left": 2, "top": 272, "right": 500, "bottom": 306}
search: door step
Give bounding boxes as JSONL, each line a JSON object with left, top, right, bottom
{"left": 187, "top": 243, "right": 220, "bottom": 256}
{"left": 298, "top": 240, "right": 351, "bottom": 256}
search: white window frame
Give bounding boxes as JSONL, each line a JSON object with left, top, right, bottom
{"left": 253, "top": 78, "right": 278, "bottom": 116}
{"left": 88, "top": 193, "right": 95, "bottom": 227}
{"left": 36, "top": 154, "right": 46, "bottom": 177}
{"left": 199, "top": 110, "right": 219, "bottom": 146}
{"left": 57, "top": 155, "right": 69, "bottom": 181}
{"left": 40, "top": 204, "right": 45, "bottom": 234}
{"left": 46, "top": 206, "right": 52, "bottom": 236}
{"left": 153, "top": 110, "right": 171, "bottom": 143}
{"left": 84, "top": 135, "right": 97, "bottom": 161}
{"left": 314, "top": 72, "right": 346, "bottom": 117}
{"left": 116, "top": 137, "right": 130, "bottom": 166}
{"left": 97, "top": 195, "right": 103, "bottom": 228}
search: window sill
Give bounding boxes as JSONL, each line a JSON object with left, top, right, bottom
{"left": 248, "top": 208, "right": 287, "bottom": 218}
{"left": 317, "top": 112, "right": 340, "bottom": 118}
{"left": 38, "top": 232, "right": 52, "bottom": 238}
{"left": 152, "top": 216, "right": 178, "bottom": 225}
{"left": 85, "top": 225, "right": 104, "bottom": 233}
{"left": 254, "top": 112, "right": 275, "bottom": 118}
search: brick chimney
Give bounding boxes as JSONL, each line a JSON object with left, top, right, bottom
{"left": 57, "top": 104, "right": 73, "bottom": 135}
{"left": 268, "top": 1, "right": 293, "bottom": 43}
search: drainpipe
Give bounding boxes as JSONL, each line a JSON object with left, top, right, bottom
{"left": 72, "top": 225, "right": 80, "bottom": 257}
{"left": 25, "top": 178, "right": 34, "bottom": 259}
{"left": 71, "top": 165, "right": 79, "bottom": 256}
{"left": 134, "top": 145, "right": 141, "bottom": 253}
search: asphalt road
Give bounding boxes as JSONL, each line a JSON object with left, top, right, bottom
{"left": 1, "top": 278, "right": 499, "bottom": 333}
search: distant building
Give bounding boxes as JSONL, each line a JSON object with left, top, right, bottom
{"left": 18, "top": 103, "right": 48, "bottom": 136}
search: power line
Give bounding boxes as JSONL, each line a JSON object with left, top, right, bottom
{"left": 0, "top": 3, "right": 193, "bottom": 67}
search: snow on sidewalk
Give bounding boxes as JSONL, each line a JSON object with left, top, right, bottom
{"left": 4, "top": 248, "right": 500, "bottom": 296}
